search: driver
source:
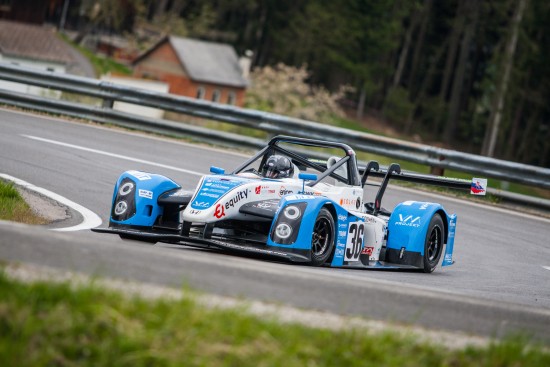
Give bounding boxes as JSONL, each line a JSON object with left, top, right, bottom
{"left": 262, "top": 155, "right": 294, "bottom": 179}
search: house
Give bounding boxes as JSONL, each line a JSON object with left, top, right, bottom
{"left": 132, "top": 36, "right": 248, "bottom": 106}
{"left": 0, "top": 20, "right": 73, "bottom": 72}
{"left": 0, "top": 19, "right": 77, "bottom": 97}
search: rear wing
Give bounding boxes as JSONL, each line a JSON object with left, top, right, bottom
{"left": 360, "top": 161, "right": 487, "bottom": 215}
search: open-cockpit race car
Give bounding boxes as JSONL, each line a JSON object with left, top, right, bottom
{"left": 92, "top": 136, "right": 486, "bottom": 272}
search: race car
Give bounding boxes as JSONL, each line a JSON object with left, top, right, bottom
{"left": 92, "top": 135, "right": 486, "bottom": 272}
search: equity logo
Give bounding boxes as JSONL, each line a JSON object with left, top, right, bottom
{"left": 214, "top": 203, "right": 226, "bottom": 218}
{"left": 224, "top": 189, "right": 248, "bottom": 209}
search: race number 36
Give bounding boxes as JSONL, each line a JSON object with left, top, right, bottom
{"left": 345, "top": 222, "right": 365, "bottom": 261}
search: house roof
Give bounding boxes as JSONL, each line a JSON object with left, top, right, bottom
{"left": 136, "top": 36, "right": 247, "bottom": 88}
{"left": 0, "top": 20, "right": 74, "bottom": 65}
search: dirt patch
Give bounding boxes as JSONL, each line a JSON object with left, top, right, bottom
{"left": 16, "top": 187, "right": 69, "bottom": 223}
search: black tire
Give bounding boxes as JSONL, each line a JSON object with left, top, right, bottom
{"left": 309, "top": 208, "right": 335, "bottom": 266}
{"left": 423, "top": 214, "right": 444, "bottom": 273}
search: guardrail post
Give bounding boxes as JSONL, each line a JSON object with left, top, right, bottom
{"left": 430, "top": 153, "right": 445, "bottom": 176}
{"left": 102, "top": 98, "right": 114, "bottom": 109}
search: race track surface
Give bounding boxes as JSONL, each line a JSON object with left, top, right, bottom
{"left": 1, "top": 108, "right": 549, "bottom": 342}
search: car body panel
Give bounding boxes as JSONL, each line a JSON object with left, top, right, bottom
{"left": 93, "top": 135, "right": 480, "bottom": 272}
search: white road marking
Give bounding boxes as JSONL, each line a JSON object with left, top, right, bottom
{"left": 22, "top": 135, "right": 204, "bottom": 177}
{"left": 0, "top": 173, "right": 102, "bottom": 231}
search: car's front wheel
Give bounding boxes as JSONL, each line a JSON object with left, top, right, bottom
{"left": 423, "top": 214, "right": 444, "bottom": 273}
{"left": 309, "top": 208, "right": 335, "bottom": 266}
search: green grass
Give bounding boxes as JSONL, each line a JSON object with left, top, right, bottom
{"left": 58, "top": 33, "right": 131, "bottom": 77}
{"left": 0, "top": 180, "right": 46, "bottom": 224}
{"left": 0, "top": 271, "right": 548, "bottom": 367}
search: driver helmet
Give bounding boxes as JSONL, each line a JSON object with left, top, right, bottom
{"left": 262, "top": 155, "right": 294, "bottom": 179}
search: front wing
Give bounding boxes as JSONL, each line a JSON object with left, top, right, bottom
{"left": 91, "top": 226, "right": 311, "bottom": 263}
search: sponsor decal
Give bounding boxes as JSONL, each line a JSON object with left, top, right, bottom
{"left": 419, "top": 203, "right": 430, "bottom": 210}
{"left": 193, "top": 201, "right": 210, "bottom": 208}
{"left": 214, "top": 203, "right": 226, "bottom": 218}
{"left": 394, "top": 214, "right": 421, "bottom": 228}
{"left": 170, "top": 190, "right": 190, "bottom": 197}
{"left": 335, "top": 248, "right": 345, "bottom": 257}
{"left": 279, "top": 186, "right": 294, "bottom": 196}
{"left": 191, "top": 177, "right": 244, "bottom": 210}
{"left": 355, "top": 197, "right": 361, "bottom": 209}
{"left": 361, "top": 246, "right": 374, "bottom": 256}
{"left": 128, "top": 171, "right": 151, "bottom": 181}
{"left": 224, "top": 189, "right": 248, "bottom": 209}
{"left": 444, "top": 254, "right": 453, "bottom": 262}
{"left": 255, "top": 202, "right": 273, "bottom": 209}
{"left": 300, "top": 190, "right": 321, "bottom": 196}
{"left": 138, "top": 189, "right": 153, "bottom": 199}
{"left": 338, "top": 214, "right": 347, "bottom": 221}
{"left": 202, "top": 188, "right": 227, "bottom": 194}
{"left": 356, "top": 215, "right": 376, "bottom": 224}
{"left": 255, "top": 185, "right": 276, "bottom": 195}
{"left": 339, "top": 198, "right": 356, "bottom": 206}
{"left": 285, "top": 194, "right": 314, "bottom": 201}
{"left": 339, "top": 223, "right": 347, "bottom": 229}
{"left": 338, "top": 230, "right": 347, "bottom": 237}
{"left": 189, "top": 209, "right": 201, "bottom": 215}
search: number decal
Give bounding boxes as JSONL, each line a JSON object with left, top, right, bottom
{"left": 345, "top": 222, "right": 365, "bottom": 261}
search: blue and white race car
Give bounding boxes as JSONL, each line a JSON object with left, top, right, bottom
{"left": 92, "top": 135, "right": 485, "bottom": 272}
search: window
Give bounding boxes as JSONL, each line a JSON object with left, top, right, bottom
{"left": 227, "top": 91, "right": 236, "bottom": 105}
{"left": 196, "top": 86, "right": 205, "bottom": 99}
{"left": 212, "top": 89, "right": 221, "bottom": 103}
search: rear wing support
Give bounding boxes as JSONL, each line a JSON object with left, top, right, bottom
{"left": 360, "top": 161, "right": 486, "bottom": 211}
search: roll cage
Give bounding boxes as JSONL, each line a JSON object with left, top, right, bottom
{"left": 231, "top": 135, "right": 362, "bottom": 186}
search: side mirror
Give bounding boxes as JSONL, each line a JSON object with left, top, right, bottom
{"left": 298, "top": 173, "right": 317, "bottom": 181}
{"left": 298, "top": 173, "right": 317, "bottom": 193}
{"left": 210, "top": 166, "right": 225, "bottom": 174}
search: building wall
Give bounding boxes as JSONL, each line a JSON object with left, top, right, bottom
{"left": 0, "top": 55, "right": 65, "bottom": 98}
{"left": 133, "top": 42, "right": 246, "bottom": 106}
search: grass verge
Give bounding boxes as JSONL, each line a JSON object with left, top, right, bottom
{"left": 0, "top": 180, "right": 46, "bottom": 224}
{"left": 0, "top": 270, "right": 548, "bottom": 367}
{"left": 58, "top": 33, "right": 132, "bottom": 76}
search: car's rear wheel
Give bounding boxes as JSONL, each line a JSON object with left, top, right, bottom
{"left": 310, "top": 208, "right": 335, "bottom": 266}
{"left": 423, "top": 214, "right": 444, "bottom": 273}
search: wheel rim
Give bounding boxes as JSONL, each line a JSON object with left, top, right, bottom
{"left": 312, "top": 218, "right": 331, "bottom": 256}
{"left": 427, "top": 225, "right": 442, "bottom": 262}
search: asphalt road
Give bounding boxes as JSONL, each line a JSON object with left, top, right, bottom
{"left": 1, "top": 108, "right": 550, "bottom": 342}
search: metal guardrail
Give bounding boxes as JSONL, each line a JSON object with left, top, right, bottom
{"left": 0, "top": 62, "right": 549, "bottom": 194}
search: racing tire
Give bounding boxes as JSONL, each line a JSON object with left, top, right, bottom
{"left": 309, "top": 208, "right": 335, "bottom": 266}
{"left": 119, "top": 234, "right": 157, "bottom": 244}
{"left": 423, "top": 214, "right": 444, "bottom": 273}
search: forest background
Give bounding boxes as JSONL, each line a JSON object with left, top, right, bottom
{"left": 57, "top": 0, "right": 549, "bottom": 168}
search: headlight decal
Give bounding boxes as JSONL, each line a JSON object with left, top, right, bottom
{"left": 271, "top": 202, "right": 307, "bottom": 245}
{"left": 111, "top": 177, "right": 137, "bottom": 221}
